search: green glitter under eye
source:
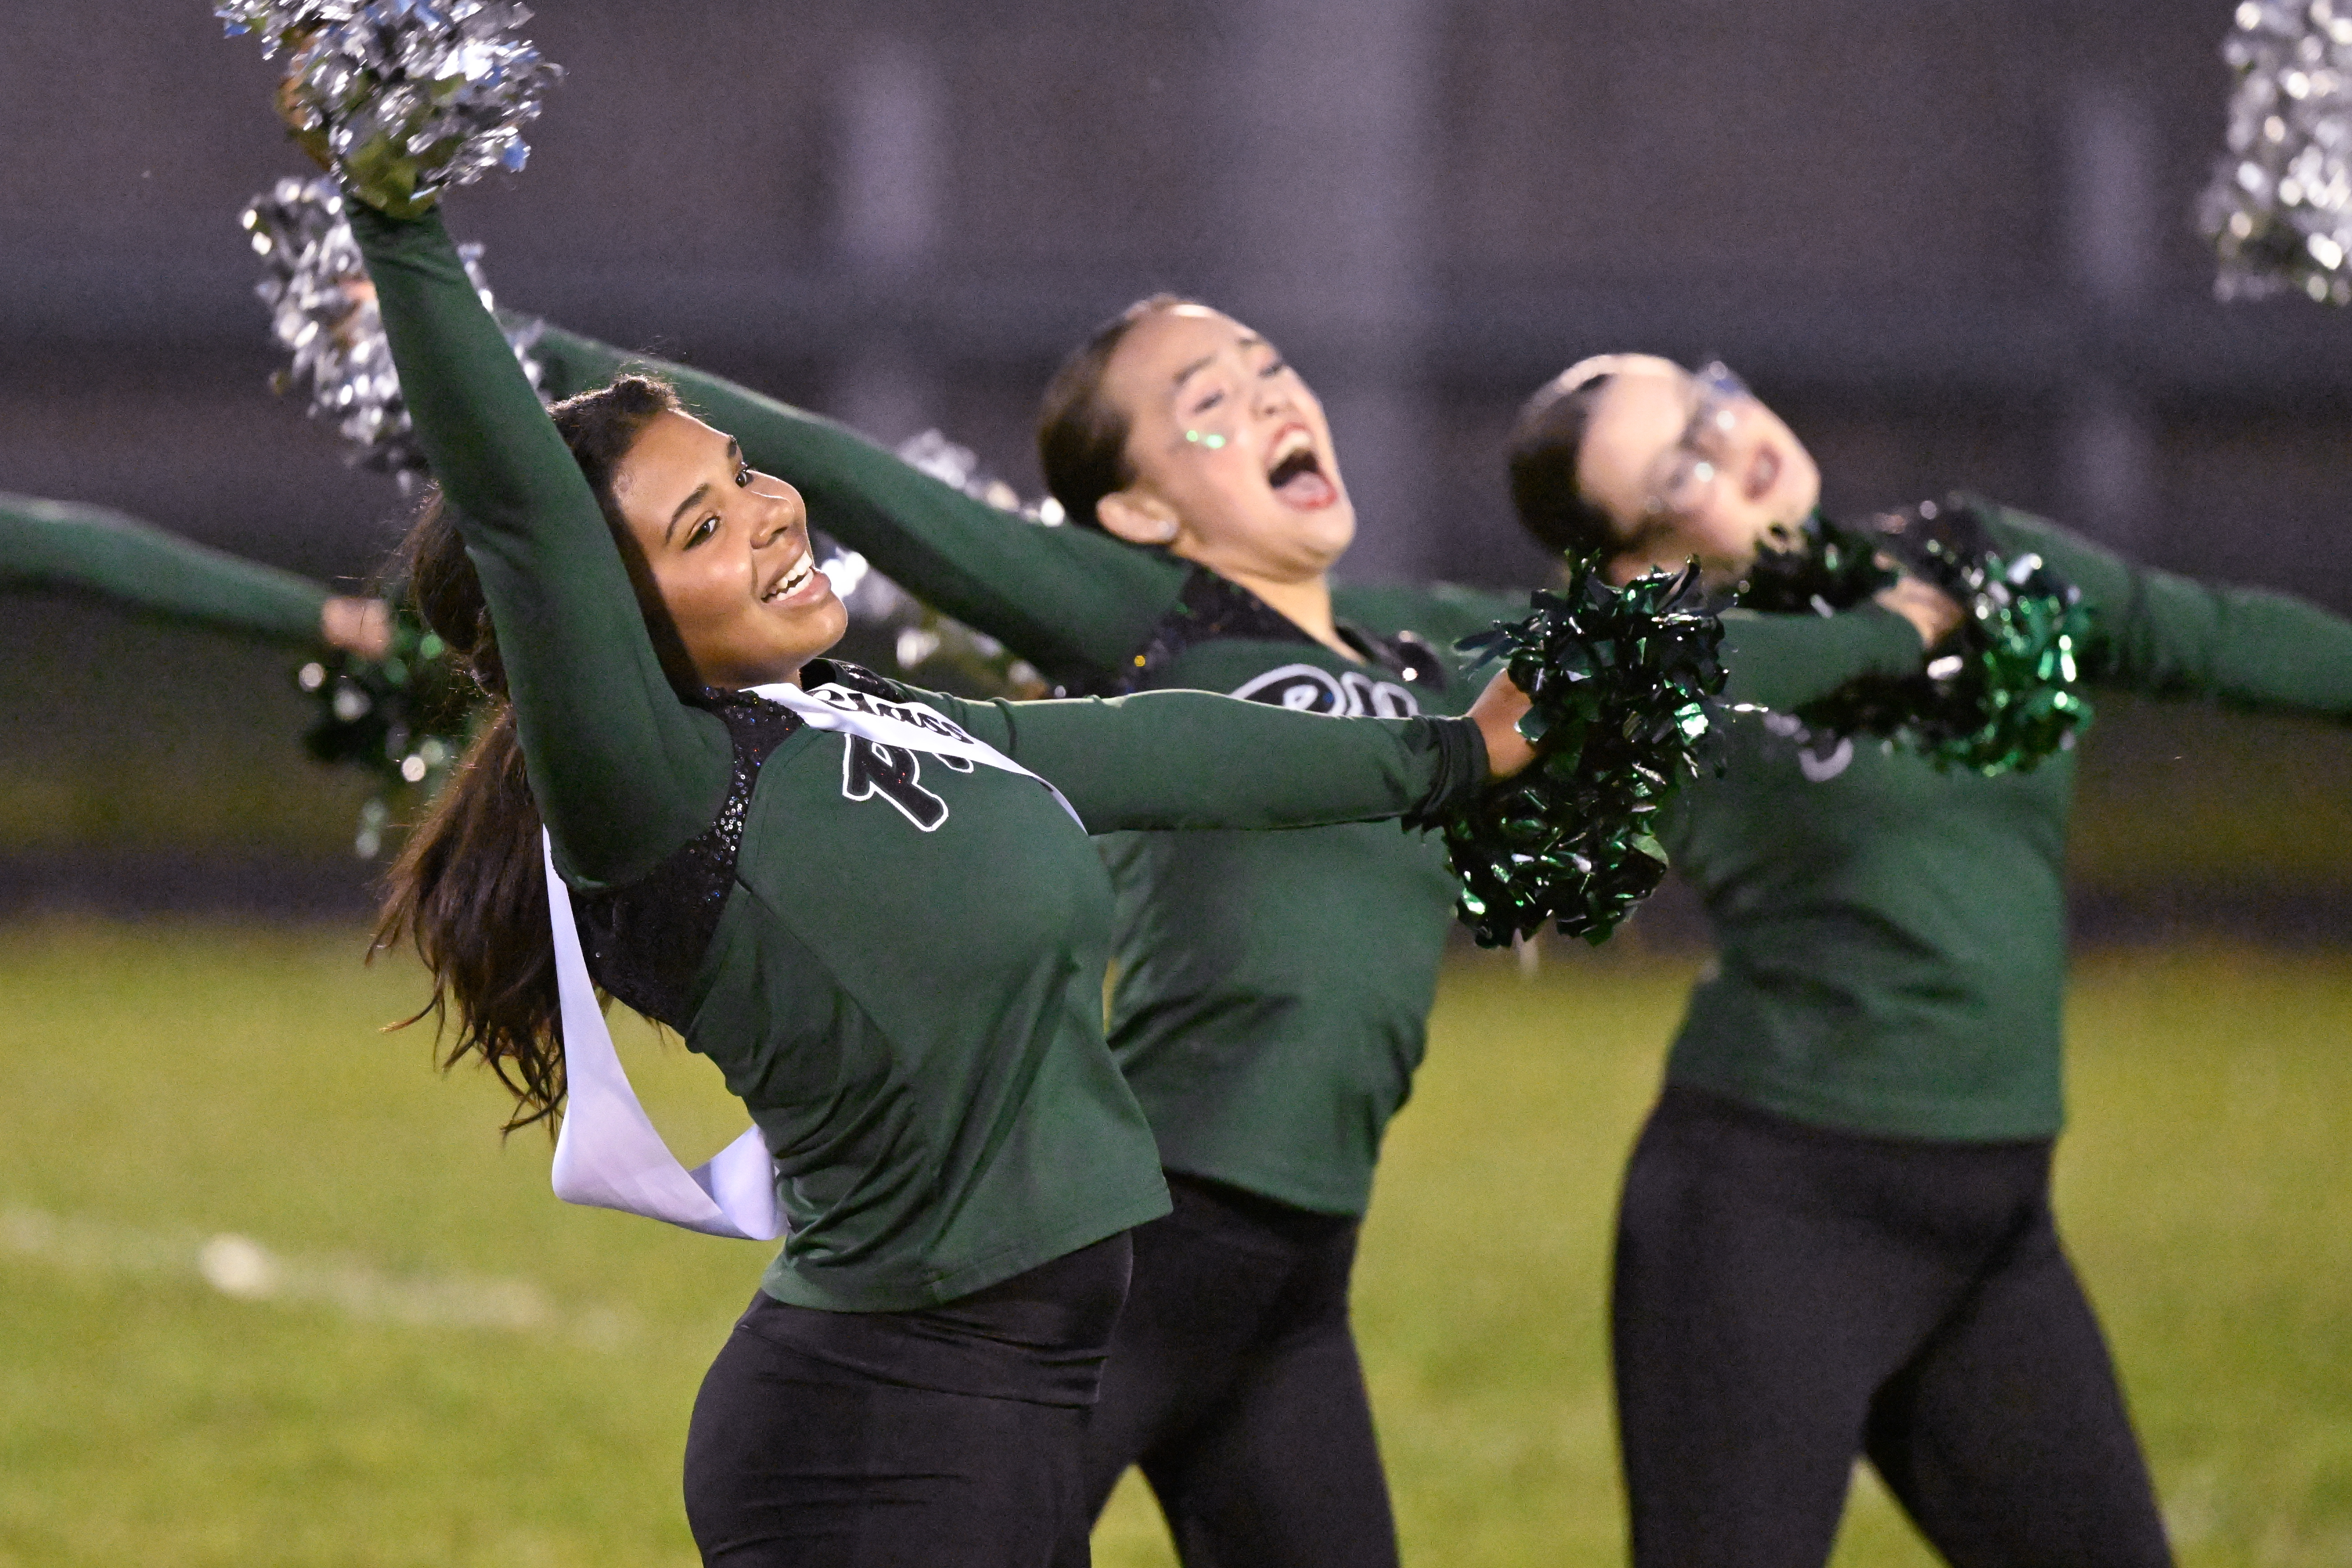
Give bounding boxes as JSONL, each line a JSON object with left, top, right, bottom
{"left": 1443, "top": 560, "right": 1728, "bottom": 948}
{"left": 1183, "top": 430, "right": 1226, "bottom": 450}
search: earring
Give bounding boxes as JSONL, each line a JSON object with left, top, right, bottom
{"left": 1149, "top": 516, "right": 1180, "bottom": 544}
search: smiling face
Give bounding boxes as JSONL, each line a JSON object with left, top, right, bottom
{"left": 1575, "top": 354, "right": 1822, "bottom": 583}
{"left": 1094, "top": 304, "right": 1355, "bottom": 582}
{"left": 606, "top": 411, "right": 846, "bottom": 688}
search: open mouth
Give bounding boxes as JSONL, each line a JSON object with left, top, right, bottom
{"left": 1744, "top": 445, "right": 1781, "bottom": 503}
{"left": 762, "top": 549, "right": 820, "bottom": 605}
{"left": 1266, "top": 428, "right": 1337, "bottom": 510}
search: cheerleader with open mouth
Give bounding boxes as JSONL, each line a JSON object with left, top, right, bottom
{"left": 519, "top": 298, "right": 1963, "bottom": 1563}
{"left": 1508, "top": 352, "right": 2352, "bottom": 1568}
{"left": 237, "top": 22, "right": 1616, "bottom": 1547}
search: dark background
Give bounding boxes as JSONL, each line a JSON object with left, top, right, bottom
{"left": 3, "top": 0, "right": 2350, "bottom": 922}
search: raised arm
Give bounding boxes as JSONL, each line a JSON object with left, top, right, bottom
{"left": 0, "top": 492, "right": 332, "bottom": 646}
{"left": 916, "top": 686, "right": 1485, "bottom": 835}
{"left": 531, "top": 324, "right": 1182, "bottom": 680}
{"left": 1987, "top": 505, "right": 2352, "bottom": 717}
{"left": 352, "top": 207, "right": 730, "bottom": 885}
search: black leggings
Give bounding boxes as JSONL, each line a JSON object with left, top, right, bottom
{"left": 1081, "top": 1174, "right": 1398, "bottom": 1568}
{"left": 1612, "top": 1087, "right": 2173, "bottom": 1568}
{"left": 684, "top": 1234, "right": 1131, "bottom": 1568}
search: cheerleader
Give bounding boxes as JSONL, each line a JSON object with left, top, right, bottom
{"left": 335, "top": 168, "right": 1578, "bottom": 1564}
{"left": 522, "top": 311, "right": 1958, "bottom": 1565}
{"left": 1509, "top": 352, "right": 2352, "bottom": 1568}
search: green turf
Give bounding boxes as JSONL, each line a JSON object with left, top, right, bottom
{"left": 2, "top": 923, "right": 2349, "bottom": 1566}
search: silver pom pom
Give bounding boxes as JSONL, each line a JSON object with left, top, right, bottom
{"left": 217, "top": 1, "right": 562, "bottom": 216}
{"left": 243, "top": 174, "right": 544, "bottom": 490}
{"left": 2200, "top": 0, "right": 2352, "bottom": 303}
{"left": 894, "top": 429, "right": 1060, "bottom": 522}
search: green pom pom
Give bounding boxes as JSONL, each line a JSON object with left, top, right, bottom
{"left": 1443, "top": 559, "right": 1727, "bottom": 948}
{"left": 1735, "top": 512, "right": 1894, "bottom": 616}
{"left": 1735, "top": 499, "right": 2095, "bottom": 776}
{"left": 293, "top": 603, "right": 474, "bottom": 859}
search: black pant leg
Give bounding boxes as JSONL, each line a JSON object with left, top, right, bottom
{"left": 1612, "top": 1092, "right": 1984, "bottom": 1568}
{"left": 1080, "top": 1185, "right": 1297, "bottom": 1519}
{"left": 1084, "top": 1175, "right": 1397, "bottom": 1568}
{"left": 1149, "top": 1219, "right": 1398, "bottom": 1568}
{"left": 1864, "top": 1206, "right": 2174, "bottom": 1568}
{"left": 685, "top": 1318, "right": 1087, "bottom": 1568}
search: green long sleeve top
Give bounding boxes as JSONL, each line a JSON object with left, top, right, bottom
{"left": 355, "top": 205, "right": 1485, "bottom": 1310}
{"left": 532, "top": 325, "right": 1933, "bottom": 1214}
{"left": 1662, "top": 504, "right": 2352, "bottom": 1142}
{"left": 0, "top": 492, "right": 330, "bottom": 646}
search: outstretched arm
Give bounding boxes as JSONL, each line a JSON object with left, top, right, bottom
{"left": 531, "top": 324, "right": 1183, "bottom": 680}
{"left": 1339, "top": 579, "right": 1929, "bottom": 713}
{"left": 911, "top": 685, "right": 1491, "bottom": 835}
{"left": 353, "top": 208, "right": 731, "bottom": 886}
{"left": 1716, "top": 604, "right": 1929, "bottom": 710}
{"left": 0, "top": 492, "right": 337, "bottom": 647}
{"left": 1988, "top": 506, "right": 2352, "bottom": 717}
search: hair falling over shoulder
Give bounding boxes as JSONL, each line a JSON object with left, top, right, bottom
{"left": 373, "top": 703, "right": 567, "bottom": 1134}
{"left": 369, "top": 373, "right": 686, "bottom": 1134}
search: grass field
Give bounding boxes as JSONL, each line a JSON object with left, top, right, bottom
{"left": 2, "top": 921, "right": 2350, "bottom": 1567}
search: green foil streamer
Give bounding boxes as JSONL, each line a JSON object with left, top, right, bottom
{"left": 293, "top": 604, "right": 473, "bottom": 857}
{"left": 1443, "top": 560, "right": 1726, "bottom": 948}
{"left": 1736, "top": 498, "right": 2095, "bottom": 775}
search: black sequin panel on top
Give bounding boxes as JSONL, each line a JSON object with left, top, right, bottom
{"left": 571, "top": 687, "right": 803, "bottom": 1032}
{"left": 800, "top": 658, "right": 909, "bottom": 704}
{"left": 1085, "top": 563, "right": 1449, "bottom": 700}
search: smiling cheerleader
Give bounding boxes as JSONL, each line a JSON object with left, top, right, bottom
{"left": 519, "top": 297, "right": 1966, "bottom": 1562}
{"left": 259, "top": 72, "right": 1626, "bottom": 1559}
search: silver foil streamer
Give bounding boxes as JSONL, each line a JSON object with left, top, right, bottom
{"left": 874, "top": 432, "right": 1049, "bottom": 690}
{"left": 895, "top": 429, "right": 1064, "bottom": 524}
{"left": 2201, "top": 0, "right": 2352, "bottom": 303}
{"left": 217, "top": 0, "right": 562, "bottom": 214}
{"left": 243, "top": 174, "right": 544, "bottom": 490}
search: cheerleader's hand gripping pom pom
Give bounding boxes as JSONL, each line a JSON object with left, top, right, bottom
{"left": 1734, "top": 510, "right": 1896, "bottom": 617}
{"left": 218, "top": 0, "right": 563, "bottom": 218}
{"left": 1443, "top": 560, "right": 1726, "bottom": 949}
{"left": 1736, "top": 500, "right": 2095, "bottom": 776}
{"left": 243, "top": 174, "right": 544, "bottom": 490}
{"left": 2198, "top": 0, "right": 2352, "bottom": 305}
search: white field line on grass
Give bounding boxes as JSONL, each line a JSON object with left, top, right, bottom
{"left": 0, "top": 1204, "right": 640, "bottom": 1348}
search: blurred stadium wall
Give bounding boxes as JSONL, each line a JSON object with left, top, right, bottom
{"left": 2, "top": 0, "right": 2348, "bottom": 919}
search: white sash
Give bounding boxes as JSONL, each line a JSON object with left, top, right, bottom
{"left": 544, "top": 680, "right": 1079, "bottom": 1238}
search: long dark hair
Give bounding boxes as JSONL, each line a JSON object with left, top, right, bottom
{"left": 1508, "top": 360, "right": 1621, "bottom": 560}
{"left": 1037, "top": 292, "right": 1198, "bottom": 530}
{"left": 372, "top": 374, "right": 685, "bottom": 1134}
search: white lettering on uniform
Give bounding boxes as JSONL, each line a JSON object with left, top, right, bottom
{"left": 1229, "top": 662, "right": 1421, "bottom": 718}
{"left": 1761, "top": 711, "right": 1855, "bottom": 783}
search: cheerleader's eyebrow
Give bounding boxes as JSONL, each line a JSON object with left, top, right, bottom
{"left": 663, "top": 439, "right": 744, "bottom": 544}
{"left": 1170, "top": 335, "right": 1268, "bottom": 391}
